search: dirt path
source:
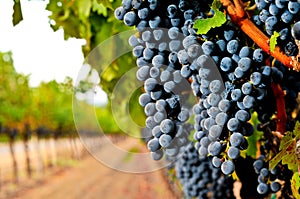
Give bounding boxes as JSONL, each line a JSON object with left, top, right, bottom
{"left": 10, "top": 138, "right": 178, "bottom": 199}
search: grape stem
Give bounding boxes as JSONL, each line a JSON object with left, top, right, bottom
{"left": 220, "top": 0, "right": 300, "bottom": 71}
{"left": 271, "top": 83, "right": 287, "bottom": 135}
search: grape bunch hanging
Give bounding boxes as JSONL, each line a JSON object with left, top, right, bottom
{"left": 115, "top": 0, "right": 300, "bottom": 198}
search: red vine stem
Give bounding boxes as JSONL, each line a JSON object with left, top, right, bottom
{"left": 220, "top": 0, "right": 300, "bottom": 71}
{"left": 271, "top": 83, "right": 287, "bottom": 134}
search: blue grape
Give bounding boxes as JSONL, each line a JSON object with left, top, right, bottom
{"left": 259, "top": 9, "right": 270, "bottom": 23}
{"left": 257, "top": 183, "right": 268, "bottom": 194}
{"left": 160, "top": 70, "right": 171, "bottom": 82}
{"left": 152, "top": 54, "right": 165, "bottom": 68}
{"left": 289, "top": 1, "right": 300, "bottom": 14}
{"left": 207, "top": 93, "right": 221, "bottom": 106}
{"left": 178, "top": 109, "right": 189, "bottom": 122}
{"left": 155, "top": 99, "right": 167, "bottom": 112}
{"left": 209, "top": 80, "right": 222, "bottom": 93}
{"left": 208, "top": 141, "right": 222, "bottom": 156}
{"left": 253, "top": 15, "right": 262, "bottom": 26}
{"left": 182, "top": 35, "right": 197, "bottom": 49}
{"left": 122, "top": 0, "right": 132, "bottom": 10}
{"left": 146, "top": 116, "right": 157, "bottom": 128}
{"left": 136, "top": 20, "right": 148, "bottom": 32}
{"left": 143, "top": 48, "right": 155, "bottom": 60}
{"left": 220, "top": 57, "right": 233, "bottom": 72}
{"left": 200, "top": 137, "right": 210, "bottom": 147}
{"left": 275, "top": 0, "right": 287, "bottom": 9}
{"left": 158, "top": 42, "right": 168, "bottom": 52}
{"left": 149, "top": 16, "right": 161, "bottom": 28}
{"left": 164, "top": 81, "right": 176, "bottom": 93}
{"left": 216, "top": 39, "right": 226, "bottom": 52}
{"left": 184, "top": 9, "right": 194, "bottom": 20}
{"left": 198, "top": 146, "right": 208, "bottom": 157}
{"left": 151, "top": 149, "right": 163, "bottom": 160}
{"left": 144, "top": 78, "right": 158, "bottom": 92}
{"left": 181, "top": 65, "right": 192, "bottom": 78}
{"left": 168, "top": 27, "right": 180, "bottom": 39}
{"left": 187, "top": 44, "right": 201, "bottom": 59}
{"left": 250, "top": 72, "right": 262, "bottom": 86}
{"left": 149, "top": 67, "right": 160, "bottom": 78}
{"left": 227, "top": 146, "right": 240, "bottom": 159}
{"left": 239, "top": 46, "right": 252, "bottom": 58}
{"left": 227, "top": 118, "right": 240, "bottom": 131}
{"left": 207, "top": 107, "right": 220, "bottom": 118}
{"left": 230, "top": 133, "right": 244, "bottom": 147}
{"left": 159, "top": 134, "right": 172, "bottom": 147}
{"left": 153, "top": 29, "right": 164, "bottom": 41}
{"left": 114, "top": 6, "right": 126, "bottom": 20}
{"left": 227, "top": 40, "right": 239, "bottom": 54}
{"left": 169, "top": 40, "right": 181, "bottom": 52}
{"left": 177, "top": 50, "right": 189, "bottom": 64}
{"left": 234, "top": 67, "right": 244, "bottom": 78}
{"left": 243, "top": 95, "right": 255, "bottom": 109}
{"left": 160, "top": 119, "right": 175, "bottom": 134}
{"left": 265, "top": 16, "right": 277, "bottom": 31}
{"left": 204, "top": 118, "right": 216, "bottom": 130}
{"left": 202, "top": 41, "right": 215, "bottom": 55}
{"left": 136, "top": 65, "right": 150, "bottom": 81}
{"left": 123, "top": 11, "right": 137, "bottom": 26}
{"left": 270, "top": 181, "right": 281, "bottom": 193}
{"left": 133, "top": 45, "right": 144, "bottom": 58}
{"left": 218, "top": 99, "right": 231, "bottom": 112}
{"left": 145, "top": 102, "right": 156, "bottom": 116}
{"left": 142, "top": 30, "right": 152, "bottom": 42}
{"left": 253, "top": 159, "right": 264, "bottom": 174}
{"left": 269, "top": 3, "right": 280, "bottom": 16}
{"left": 221, "top": 160, "right": 235, "bottom": 175}
{"left": 128, "top": 35, "right": 140, "bottom": 47}
{"left": 242, "top": 82, "right": 252, "bottom": 95}
{"left": 147, "top": 138, "right": 161, "bottom": 152}
{"left": 209, "top": 125, "right": 223, "bottom": 139}
{"left": 281, "top": 10, "right": 293, "bottom": 24}
{"left": 212, "top": 156, "right": 222, "bottom": 168}
{"left": 231, "top": 89, "right": 242, "bottom": 101}
{"left": 148, "top": 0, "right": 158, "bottom": 10}
{"left": 260, "top": 168, "right": 269, "bottom": 177}
{"left": 255, "top": 0, "right": 267, "bottom": 10}
{"left": 173, "top": 71, "right": 182, "bottom": 84}
{"left": 253, "top": 49, "right": 264, "bottom": 63}
{"left": 224, "top": 29, "right": 235, "bottom": 41}
{"left": 292, "top": 21, "right": 300, "bottom": 40}
{"left": 215, "top": 112, "right": 228, "bottom": 126}
{"left": 152, "top": 125, "right": 162, "bottom": 138}
{"left": 235, "top": 110, "right": 250, "bottom": 122}
{"left": 154, "top": 111, "right": 166, "bottom": 123}
{"left": 279, "top": 28, "right": 289, "bottom": 40}
{"left": 138, "top": 8, "right": 149, "bottom": 19}
{"left": 139, "top": 93, "right": 151, "bottom": 107}
{"left": 167, "top": 4, "right": 178, "bottom": 18}
{"left": 171, "top": 18, "right": 181, "bottom": 27}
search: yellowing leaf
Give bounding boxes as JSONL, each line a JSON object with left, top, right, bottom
{"left": 270, "top": 31, "right": 279, "bottom": 53}
{"left": 291, "top": 173, "right": 300, "bottom": 199}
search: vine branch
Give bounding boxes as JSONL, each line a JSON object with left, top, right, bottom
{"left": 220, "top": 0, "right": 300, "bottom": 71}
{"left": 271, "top": 83, "right": 287, "bottom": 135}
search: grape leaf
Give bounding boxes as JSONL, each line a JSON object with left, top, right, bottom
{"left": 291, "top": 172, "right": 300, "bottom": 199}
{"left": 12, "top": 0, "right": 23, "bottom": 26}
{"left": 193, "top": 0, "right": 226, "bottom": 34}
{"left": 270, "top": 122, "right": 300, "bottom": 170}
{"left": 269, "top": 31, "right": 279, "bottom": 53}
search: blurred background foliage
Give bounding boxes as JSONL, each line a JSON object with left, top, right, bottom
{"left": 0, "top": 0, "right": 145, "bottom": 141}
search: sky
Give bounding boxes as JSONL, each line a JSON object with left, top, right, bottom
{"left": 0, "top": 0, "right": 108, "bottom": 106}
{"left": 0, "top": 0, "right": 85, "bottom": 87}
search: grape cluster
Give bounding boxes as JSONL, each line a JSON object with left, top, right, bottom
{"left": 174, "top": 143, "right": 235, "bottom": 198}
{"left": 115, "top": 0, "right": 215, "bottom": 160}
{"left": 252, "top": 0, "right": 300, "bottom": 56}
{"left": 115, "top": 0, "right": 300, "bottom": 197}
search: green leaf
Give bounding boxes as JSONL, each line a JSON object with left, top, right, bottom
{"left": 12, "top": 0, "right": 23, "bottom": 26}
{"left": 282, "top": 150, "right": 298, "bottom": 172}
{"left": 293, "top": 121, "right": 300, "bottom": 140}
{"left": 247, "top": 112, "right": 263, "bottom": 158}
{"left": 92, "top": 0, "right": 108, "bottom": 16}
{"left": 291, "top": 172, "right": 300, "bottom": 199}
{"left": 270, "top": 31, "right": 280, "bottom": 53}
{"left": 269, "top": 148, "right": 289, "bottom": 170}
{"left": 280, "top": 131, "right": 294, "bottom": 150}
{"left": 193, "top": 0, "right": 226, "bottom": 34}
{"left": 77, "top": 0, "right": 92, "bottom": 19}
